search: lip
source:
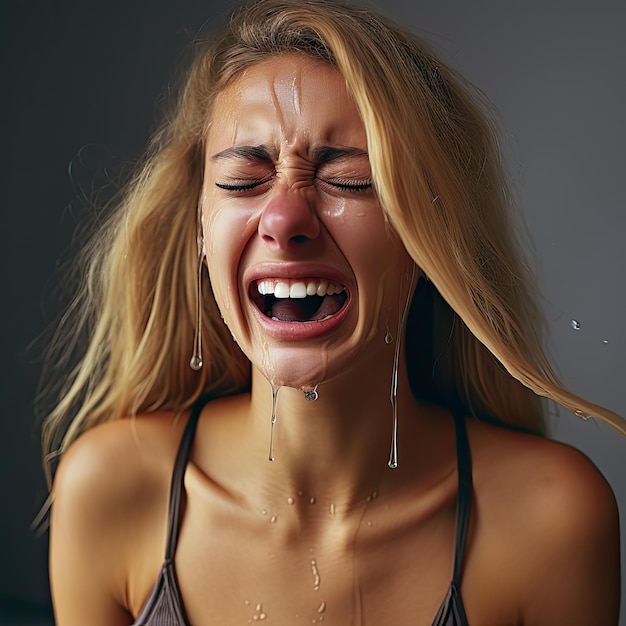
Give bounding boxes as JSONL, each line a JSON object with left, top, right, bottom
{"left": 242, "top": 263, "right": 353, "bottom": 341}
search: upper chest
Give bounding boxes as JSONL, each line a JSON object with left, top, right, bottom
{"left": 129, "top": 463, "right": 523, "bottom": 626}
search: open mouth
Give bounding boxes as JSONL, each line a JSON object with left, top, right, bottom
{"left": 249, "top": 278, "right": 348, "bottom": 323}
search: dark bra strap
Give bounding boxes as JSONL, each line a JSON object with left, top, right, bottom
{"left": 164, "top": 392, "right": 216, "bottom": 561}
{"left": 451, "top": 410, "right": 473, "bottom": 587}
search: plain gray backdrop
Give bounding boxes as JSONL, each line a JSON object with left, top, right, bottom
{"left": 2, "top": 0, "right": 624, "bottom": 623}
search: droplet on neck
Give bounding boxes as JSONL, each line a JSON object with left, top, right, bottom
{"left": 570, "top": 319, "right": 581, "bottom": 331}
{"left": 268, "top": 384, "right": 281, "bottom": 461}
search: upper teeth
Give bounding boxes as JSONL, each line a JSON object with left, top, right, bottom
{"left": 257, "top": 279, "right": 345, "bottom": 299}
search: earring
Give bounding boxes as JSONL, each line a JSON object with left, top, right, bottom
{"left": 189, "top": 249, "right": 204, "bottom": 371}
{"left": 388, "top": 265, "right": 417, "bottom": 469}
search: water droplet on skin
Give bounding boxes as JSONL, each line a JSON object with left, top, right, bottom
{"left": 256, "top": 604, "right": 262, "bottom": 612}
{"left": 372, "top": 490, "right": 378, "bottom": 499}
{"left": 270, "top": 515, "right": 277, "bottom": 524}
{"left": 287, "top": 497, "right": 295, "bottom": 505}
{"left": 245, "top": 600, "right": 251, "bottom": 606}
{"left": 268, "top": 384, "right": 280, "bottom": 461}
{"left": 259, "top": 614, "right": 266, "bottom": 620}
{"left": 570, "top": 319, "right": 581, "bottom": 331}
{"left": 329, "top": 503, "right": 335, "bottom": 515}
{"left": 366, "top": 521, "right": 373, "bottom": 527}
{"left": 311, "top": 560, "right": 321, "bottom": 590}
{"left": 384, "top": 329, "right": 393, "bottom": 344}
{"left": 366, "top": 495, "right": 372, "bottom": 503}
{"left": 253, "top": 616, "right": 259, "bottom": 621}
{"left": 298, "top": 490, "right": 304, "bottom": 497}
{"left": 261, "top": 509, "right": 268, "bottom": 516}
{"left": 318, "top": 602, "right": 326, "bottom": 613}
{"left": 309, "top": 497, "right": 316, "bottom": 504}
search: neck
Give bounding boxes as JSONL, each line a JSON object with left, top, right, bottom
{"left": 243, "top": 348, "right": 431, "bottom": 513}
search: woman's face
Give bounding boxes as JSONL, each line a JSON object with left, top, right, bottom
{"left": 202, "top": 54, "right": 414, "bottom": 390}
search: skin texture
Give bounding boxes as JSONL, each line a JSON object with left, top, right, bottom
{"left": 50, "top": 56, "right": 620, "bottom": 626}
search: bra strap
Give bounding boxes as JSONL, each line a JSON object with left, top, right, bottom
{"left": 164, "top": 392, "right": 215, "bottom": 561}
{"left": 451, "top": 410, "right": 473, "bottom": 587}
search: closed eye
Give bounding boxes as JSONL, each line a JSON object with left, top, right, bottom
{"left": 319, "top": 178, "right": 373, "bottom": 193}
{"left": 215, "top": 177, "right": 272, "bottom": 193}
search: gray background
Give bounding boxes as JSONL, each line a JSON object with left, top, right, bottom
{"left": 2, "top": 0, "right": 624, "bottom": 623}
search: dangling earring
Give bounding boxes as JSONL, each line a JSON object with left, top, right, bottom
{"left": 189, "top": 250, "right": 204, "bottom": 371}
{"left": 388, "top": 264, "right": 417, "bottom": 469}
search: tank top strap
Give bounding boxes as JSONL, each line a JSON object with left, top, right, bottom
{"left": 164, "top": 392, "right": 216, "bottom": 561}
{"left": 451, "top": 409, "right": 473, "bottom": 588}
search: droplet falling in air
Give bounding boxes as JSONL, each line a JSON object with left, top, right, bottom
{"left": 311, "top": 560, "right": 321, "bottom": 590}
{"left": 268, "top": 385, "right": 280, "bottom": 461}
{"left": 189, "top": 355, "right": 203, "bottom": 370}
{"left": 570, "top": 319, "right": 581, "bottom": 331}
{"left": 574, "top": 409, "right": 593, "bottom": 420}
{"left": 388, "top": 265, "right": 416, "bottom": 469}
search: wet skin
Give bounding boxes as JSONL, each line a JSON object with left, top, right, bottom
{"left": 201, "top": 54, "right": 415, "bottom": 390}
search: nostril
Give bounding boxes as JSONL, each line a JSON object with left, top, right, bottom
{"left": 291, "top": 235, "right": 309, "bottom": 245}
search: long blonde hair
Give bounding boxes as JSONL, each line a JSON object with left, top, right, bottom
{"left": 40, "top": 0, "right": 625, "bottom": 484}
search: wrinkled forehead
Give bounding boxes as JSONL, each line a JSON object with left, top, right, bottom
{"left": 206, "top": 54, "right": 365, "bottom": 149}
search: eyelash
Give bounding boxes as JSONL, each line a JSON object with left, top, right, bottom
{"left": 215, "top": 178, "right": 372, "bottom": 193}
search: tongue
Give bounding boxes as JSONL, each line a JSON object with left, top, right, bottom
{"left": 269, "top": 294, "right": 344, "bottom": 322}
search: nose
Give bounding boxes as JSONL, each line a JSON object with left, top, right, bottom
{"left": 258, "top": 188, "right": 320, "bottom": 251}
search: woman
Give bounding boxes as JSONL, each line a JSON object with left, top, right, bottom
{"left": 44, "top": 0, "right": 622, "bottom": 624}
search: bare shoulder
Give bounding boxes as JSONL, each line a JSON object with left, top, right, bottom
{"left": 466, "top": 419, "right": 620, "bottom": 625}
{"left": 50, "top": 410, "right": 188, "bottom": 625}
{"left": 53, "top": 410, "right": 188, "bottom": 505}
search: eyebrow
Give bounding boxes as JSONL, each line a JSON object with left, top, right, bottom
{"left": 210, "top": 144, "right": 369, "bottom": 163}
{"left": 210, "top": 145, "right": 276, "bottom": 162}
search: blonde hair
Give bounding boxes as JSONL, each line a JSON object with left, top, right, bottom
{"left": 41, "top": 0, "right": 625, "bottom": 483}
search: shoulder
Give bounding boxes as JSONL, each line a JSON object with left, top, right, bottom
{"left": 467, "top": 419, "right": 620, "bottom": 625}
{"left": 53, "top": 411, "right": 188, "bottom": 517}
{"left": 50, "top": 411, "right": 189, "bottom": 623}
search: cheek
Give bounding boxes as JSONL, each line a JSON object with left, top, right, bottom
{"left": 202, "top": 198, "right": 259, "bottom": 318}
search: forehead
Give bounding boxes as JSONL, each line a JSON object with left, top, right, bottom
{"left": 207, "top": 54, "right": 366, "bottom": 149}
